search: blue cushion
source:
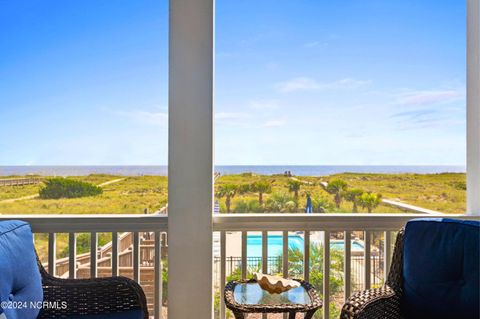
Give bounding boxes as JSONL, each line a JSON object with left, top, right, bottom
{"left": 0, "top": 221, "right": 43, "bottom": 319}
{"left": 402, "top": 218, "right": 480, "bottom": 319}
{"left": 58, "top": 309, "right": 144, "bottom": 319}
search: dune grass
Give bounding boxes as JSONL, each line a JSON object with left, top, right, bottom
{"left": 0, "top": 175, "right": 168, "bottom": 214}
{"left": 0, "top": 172, "right": 466, "bottom": 215}
{"left": 215, "top": 172, "right": 466, "bottom": 214}
{"left": 1, "top": 172, "right": 466, "bottom": 262}
{"left": 328, "top": 172, "right": 466, "bottom": 214}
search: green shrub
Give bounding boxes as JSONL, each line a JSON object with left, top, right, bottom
{"left": 233, "top": 199, "right": 263, "bottom": 213}
{"left": 39, "top": 178, "right": 103, "bottom": 199}
{"left": 312, "top": 196, "right": 334, "bottom": 213}
{"left": 233, "top": 200, "right": 249, "bottom": 213}
{"left": 450, "top": 181, "right": 466, "bottom": 190}
{"left": 266, "top": 192, "right": 297, "bottom": 212}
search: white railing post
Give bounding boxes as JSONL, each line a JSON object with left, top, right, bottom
{"left": 168, "top": 0, "right": 214, "bottom": 317}
{"left": 48, "top": 233, "right": 56, "bottom": 276}
{"left": 467, "top": 0, "right": 480, "bottom": 216}
{"left": 344, "top": 231, "right": 351, "bottom": 301}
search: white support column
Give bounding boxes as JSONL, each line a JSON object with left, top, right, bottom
{"left": 467, "top": 0, "right": 480, "bottom": 215}
{"left": 168, "top": 0, "right": 214, "bottom": 318}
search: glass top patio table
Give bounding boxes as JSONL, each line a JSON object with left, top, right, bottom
{"left": 224, "top": 279, "right": 322, "bottom": 319}
{"left": 233, "top": 282, "right": 311, "bottom": 305}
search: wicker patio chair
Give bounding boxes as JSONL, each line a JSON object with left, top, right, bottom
{"left": 0, "top": 220, "right": 149, "bottom": 319}
{"left": 36, "top": 253, "right": 149, "bottom": 319}
{"left": 340, "top": 229, "right": 404, "bottom": 319}
{"left": 340, "top": 218, "right": 480, "bottom": 319}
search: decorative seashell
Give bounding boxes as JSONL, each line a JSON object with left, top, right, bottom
{"left": 254, "top": 272, "right": 301, "bottom": 294}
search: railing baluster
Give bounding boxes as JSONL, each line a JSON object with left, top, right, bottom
{"left": 69, "top": 232, "right": 76, "bottom": 279}
{"left": 364, "top": 231, "right": 371, "bottom": 289}
{"left": 344, "top": 231, "right": 351, "bottom": 301}
{"left": 282, "top": 231, "right": 288, "bottom": 277}
{"left": 48, "top": 233, "right": 56, "bottom": 276}
{"left": 304, "top": 230, "right": 310, "bottom": 281}
{"left": 384, "top": 231, "right": 392, "bottom": 282}
{"left": 283, "top": 231, "right": 289, "bottom": 319}
{"left": 323, "top": 231, "right": 330, "bottom": 319}
{"left": 262, "top": 231, "right": 268, "bottom": 319}
{"left": 262, "top": 231, "right": 268, "bottom": 273}
{"left": 241, "top": 231, "right": 247, "bottom": 279}
{"left": 112, "top": 232, "right": 119, "bottom": 276}
{"left": 90, "top": 232, "right": 97, "bottom": 278}
{"left": 220, "top": 231, "right": 226, "bottom": 319}
{"left": 154, "top": 231, "right": 163, "bottom": 319}
{"left": 133, "top": 232, "right": 140, "bottom": 282}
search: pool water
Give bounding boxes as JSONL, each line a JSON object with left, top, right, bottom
{"left": 330, "top": 240, "right": 365, "bottom": 251}
{"left": 247, "top": 235, "right": 364, "bottom": 257}
{"left": 247, "top": 235, "right": 303, "bottom": 257}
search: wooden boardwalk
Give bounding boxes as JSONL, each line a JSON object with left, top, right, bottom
{"left": 0, "top": 177, "right": 43, "bottom": 187}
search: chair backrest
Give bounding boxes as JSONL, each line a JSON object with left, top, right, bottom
{"left": 0, "top": 220, "right": 43, "bottom": 319}
{"left": 402, "top": 218, "right": 479, "bottom": 319}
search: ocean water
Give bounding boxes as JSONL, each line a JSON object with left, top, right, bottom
{"left": 0, "top": 165, "right": 465, "bottom": 177}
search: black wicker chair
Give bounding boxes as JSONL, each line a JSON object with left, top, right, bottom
{"left": 340, "top": 230, "right": 404, "bottom": 319}
{"left": 340, "top": 218, "right": 480, "bottom": 319}
{"left": 36, "top": 254, "right": 149, "bottom": 319}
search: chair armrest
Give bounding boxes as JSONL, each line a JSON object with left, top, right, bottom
{"left": 37, "top": 275, "right": 148, "bottom": 319}
{"left": 340, "top": 286, "right": 401, "bottom": 319}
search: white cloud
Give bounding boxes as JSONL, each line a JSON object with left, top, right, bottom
{"left": 275, "top": 77, "right": 372, "bottom": 93}
{"left": 248, "top": 99, "right": 280, "bottom": 110}
{"left": 263, "top": 119, "right": 286, "bottom": 127}
{"left": 395, "top": 89, "right": 465, "bottom": 106}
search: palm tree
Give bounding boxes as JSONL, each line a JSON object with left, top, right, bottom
{"left": 287, "top": 180, "right": 302, "bottom": 200}
{"left": 237, "top": 183, "right": 251, "bottom": 195}
{"left": 357, "top": 192, "right": 382, "bottom": 213}
{"left": 344, "top": 188, "right": 364, "bottom": 213}
{"left": 325, "top": 179, "right": 348, "bottom": 209}
{"left": 251, "top": 181, "right": 272, "bottom": 205}
{"left": 288, "top": 244, "right": 344, "bottom": 318}
{"left": 266, "top": 193, "right": 296, "bottom": 213}
{"left": 215, "top": 184, "right": 237, "bottom": 213}
{"left": 311, "top": 196, "right": 334, "bottom": 213}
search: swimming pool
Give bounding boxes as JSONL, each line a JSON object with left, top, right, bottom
{"left": 247, "top": 235, "right": 303, "bottom": 257}
{"left": 330, "top": 240, "right": 365, "bottom": 251}
{"left": 247, "top": 235, "right": 365, "bottom": 257}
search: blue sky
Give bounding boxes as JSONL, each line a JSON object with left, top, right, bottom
{"left": 0, "top": 0, "right": 466, "bottom": 166}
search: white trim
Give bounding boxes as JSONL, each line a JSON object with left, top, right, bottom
{"left": 0, "top": 214, "right": 167, "bottom": 232}
{"left": 467, "top": 0, "right": 480, "bottom": 215}
{"left": 213, "top": 213, "right": 480, "bottom": 231}
{"left": 168, "top": 0, "right": 214, "bottom": 317}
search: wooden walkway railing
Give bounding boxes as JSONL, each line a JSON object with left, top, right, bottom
{"left": 0, "top": 177, "right": 43, "bottom": 186}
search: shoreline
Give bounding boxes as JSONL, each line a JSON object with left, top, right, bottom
{"left": 0, "top": 164, "right": 466, "bottom": 177}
